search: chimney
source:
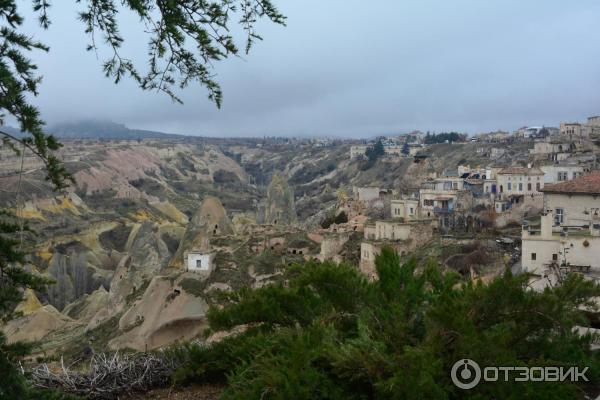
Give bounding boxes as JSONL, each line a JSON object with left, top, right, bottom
{"left": 541, "top": 212, "right": 553, "bottom": 238}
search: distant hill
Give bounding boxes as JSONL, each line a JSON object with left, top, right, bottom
{"left": 1, "top": 120, "right": 184, "bottom": 140}
{"left": 47, "top": 120, "right": 184, "bottom": 140}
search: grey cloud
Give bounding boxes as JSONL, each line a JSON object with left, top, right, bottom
{"left": 20, "top": 0, "right": 600, "bottom": 137}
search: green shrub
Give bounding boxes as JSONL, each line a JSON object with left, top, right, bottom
{"left": 173, "top": 248, "right": 600, "bottom": 399}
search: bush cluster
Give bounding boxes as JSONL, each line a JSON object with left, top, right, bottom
{"left": 172, "top": 248, "right": 600, "bottom": 399}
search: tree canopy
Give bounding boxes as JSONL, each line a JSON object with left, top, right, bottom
{"left": 173, "top": 248, "right": 600, "bottom": 399}
{"left": 365, "top": 139, "right": 385, "bottom": 162}
{"left": 424, "top": 132, "right": 467, "bottom": 144}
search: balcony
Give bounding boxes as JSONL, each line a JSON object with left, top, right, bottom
{"left": 434, "top": 207, "right": 453, "bottom": 214}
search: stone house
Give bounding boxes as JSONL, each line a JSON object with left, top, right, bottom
{"left": 496, "top": 166, "right": 544, "bottom": 199}
{"left": 530, "top": 139, "right": 573, "bottom": 162}
{"left": 522, "top": 212, "right": 600, "bottom": 277}
{"left": 522, "top": 172, "right": 600, "bottom": 280}
{"left": 541, "top": 171, "right": 600, "bottom": 227}
{"left": 560, "top": 122, "right": 586, "bottom": 138}
{"left": 390, "top": 198, "right": 421, "bottom": 221}
{"left": 360, "top": 220, "right": 435, "bottom": 279}
{"left": 540, "top": 164, "right": 586, "bottom": 184}
{"left": 353, "top": 186, "right": 394, "bottom": 209}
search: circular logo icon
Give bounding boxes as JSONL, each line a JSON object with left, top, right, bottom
{"left": 451, "top": 359, "right": 481, "bottom": 390}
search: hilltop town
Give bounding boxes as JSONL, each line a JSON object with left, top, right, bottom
{"left": 1, "top": 114, "right": 600, "bottom": 359}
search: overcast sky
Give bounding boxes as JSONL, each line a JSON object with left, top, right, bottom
{"left": 21, "top": 0, "right": 600, "bottom": 137}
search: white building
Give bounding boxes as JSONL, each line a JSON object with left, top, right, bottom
{"left": 540, "top": 164, "right": 586, "bottom": 184}
{"left": 542, "top": 171, "right": 600, "bottom": 227}
{"left": 496, "top": 166, "right": 544, "bottom": 198}
{"left": 185, "top": 251, "right": 215, "bottom": 273}
{"left": 522, "top": 172, "right": 600, "bottom": 277}
{"left": 390, "top": 198, "right": 421, "bottom": 221}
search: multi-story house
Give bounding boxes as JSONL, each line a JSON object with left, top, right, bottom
{"left": 390, "top": 198, "right": 421, "bottom": 221}
{"left": 521, "top": 171, "right": 600, "bottom": 285}
{"left": 560, "top": 122, "right": 585, "bottom": 138}
{"left": 496, "top": 166, "right": 544, "bottom": 198}
{"left": 540, "top": 163, "right": 587, "bottom": 184}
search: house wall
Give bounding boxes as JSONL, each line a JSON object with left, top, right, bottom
{"left": 359, "top": 221, "right": 434, "bottom": 279}
{"left": 319, "top": 234, "right": 350, "bottom": 263}
{"left": 376, "top": 221, "right": 412, "bottom": 240}
{"left": 546, "top": 193, "right": 600, "bottom": 227}
{"left": 390, "top": 199, "right": 420, "bottom": 220}
{"left": 419, "top": 189, "right": 458, "bottom": 213}
{"left": 363, "top": 221, "right": 412, "bottom": 241}
{"left": 497, "top": 173, "right": 544, "bottom": 197}
{"left": 353, "top": 186, "right": 381, "bottom": 203}
{"left": 531, "top": 142, "right": 567, "bottom": 154}
{"left": 186, "top": 252, "right": 213, "bottom": 273}
{"left": 560, "top": 122, "right": 585, "bottom": 137}
{"left": 434, "top": 178, "right": 464, "bottom": 190}
{"left": 384, "top": 146, "right": 404, "bottom": 156}
{"left": 540, "top": 165, "right": 585, "bottom": 184}
{"left": 522, "top": 213, "right": 600, "bottom": 274}
{"left": 364, "top": 224, "right": 377, "bottom": 240}
{"left": 483, "top": 179, "right": 498, "bottom": 195}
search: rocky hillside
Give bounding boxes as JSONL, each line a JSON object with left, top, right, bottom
{"left": 0, "top": 137, "right": 534, "bottom": 355}
{"left": 0, "top": 138, "right": 348, "bottom": 355}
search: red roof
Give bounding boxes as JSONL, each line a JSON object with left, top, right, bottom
{"left": 542, "top": 171, "right": 600, "bottom": 195}
{"left": 498, "top": 167, "right": 544, "bottom": 175}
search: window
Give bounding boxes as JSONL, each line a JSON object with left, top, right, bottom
{"left": 558, "top": 172, "right": 568, "bottom": 181}
{"left": 409, "top": 207, "right": 414, "bottom": 214}
{"left": 536, "top": 182, "right": 540, "bottom": 191}
{"left": 453, "top": 182, "right": 458, "bottom": 189}
{"left": 555, "top": 208, "right": 564, "bottom": 225}
{"left": 527, "top": 183, "right": 532, "bottom": 191}
{"left": 508, "top": 182, "right": 512, "bottom": 191}
{"left": 196, "top": 259, "right": 202, "bottom": 269}
{"left": 531, "top": 253, "right": 536, "bottom": 261}
{"left": 552, "top": 254, "right": 558, "bottom": 261}
{"left": 518, "top": 183, "right": 523, "bottom": 191}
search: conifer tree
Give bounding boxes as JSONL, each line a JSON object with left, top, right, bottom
{"left": 175, "top": 247, "right": 600, "bottom": 399}
{"left": 0, "top": 1, "right": 285, "bottom": 397}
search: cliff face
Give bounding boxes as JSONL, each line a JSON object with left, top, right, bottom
{"left": 0, "top": 138, "right": 353, "bottom": 353}
{"left": 264, "top": 172, "right": 297, "bottom": 225}
{"left": 169, "top": 196, "right": 234, "bottom": 268}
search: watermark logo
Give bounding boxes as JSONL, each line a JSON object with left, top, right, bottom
{"left": 450, "top": 359, "right": 588, "bottom": 390}
{"left": 451, "top": 359, "right": 481, "bottom": 389}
